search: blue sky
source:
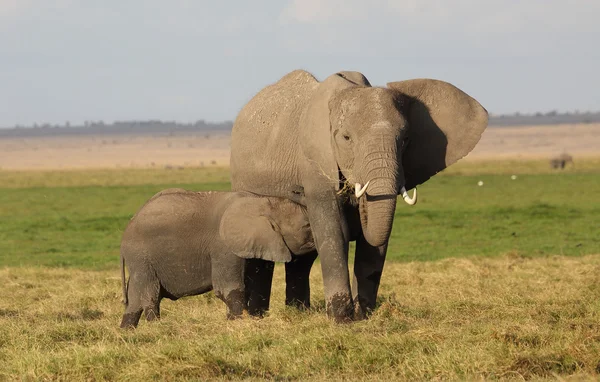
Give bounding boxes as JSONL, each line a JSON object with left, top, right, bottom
{"left": 1, "top": 0, "right": 599, "bottom": 127}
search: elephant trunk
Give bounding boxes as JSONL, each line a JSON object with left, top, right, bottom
{"left": 357, "top": 152, "right": 399, "bottom": 248}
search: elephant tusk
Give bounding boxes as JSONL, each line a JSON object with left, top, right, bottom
{"left": 400, "top": 186, "right": 417, "bottom": 205}
{"left": 355, "top": 181, "right": 370, "bottom": 198}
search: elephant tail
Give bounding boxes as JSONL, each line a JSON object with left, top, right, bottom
{"left": 120, "top": 252, "right": 128, "bottom": 306}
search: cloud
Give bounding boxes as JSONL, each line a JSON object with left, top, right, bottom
{"left": 280, "top": 0, "right": 600, "bottom": 30}
{"left": 279, "top": 0, "right": 371, "bottom": 24}
{"left": 0, "top": 0, "right": 28, "bottom": 18}
{"left": 275, "top": 0, "right": 600, "bottom": 58}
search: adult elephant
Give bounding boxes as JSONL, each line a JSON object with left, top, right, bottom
{"left": 230, "top": 70, "right": 488, "bottom": 321}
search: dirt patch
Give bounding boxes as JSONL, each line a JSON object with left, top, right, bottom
{"left": 466, "top": 123, "right": 600, "bottom": 160}
{"left": 0, "top": 133, "right": 230, "bottom": 170}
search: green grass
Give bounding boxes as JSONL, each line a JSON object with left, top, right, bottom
{"left": 387, "top": 171, "right": 600, "bottom": 261}
{"left": 441, "top": 157, "right": 600, "bottom": 176}
{"left": 1, "top": 163, "right": 598, "bottom": 269}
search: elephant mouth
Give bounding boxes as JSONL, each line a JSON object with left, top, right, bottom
{"left": 352, "top": 182, "right": 417, "bottom": 206}
{"left": 339, "top": 170, "right": 417, "bottom": 206}
{"left": 362, "top": 194, "right": 396, "bottom": 202}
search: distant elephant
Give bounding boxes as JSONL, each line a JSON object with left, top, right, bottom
{"left": 119, "top": 188, "right": 313, "bottom": 328}
{"left": 550, "top": 153, "right": 573, "bottom": 169}
{"left": 230, "top": 70, "right": 488, "bottom": 321}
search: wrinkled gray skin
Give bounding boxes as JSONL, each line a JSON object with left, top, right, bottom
{"left": 230, "top": 70, "right": 488, "bottom": 321}
{"left": 119, "top": 188, "right": 313, "bottom": 328}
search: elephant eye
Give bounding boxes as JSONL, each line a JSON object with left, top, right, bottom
{"left": 343, "top": 134, "right": 351, "bottom": 141}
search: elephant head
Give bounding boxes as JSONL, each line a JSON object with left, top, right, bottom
{"left": 300, "top": 73, "right": 488, "bottom": 248}
{"left": 219, "top": 196, "right": 314, "bottom": 263}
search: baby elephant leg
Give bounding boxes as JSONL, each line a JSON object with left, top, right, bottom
{"left": 120, "top": 268, "right": 160, "bottom": 328}
{"left": 144, "top": 299, "right": 160, "bottom": 322}
{"left": 212, "top": 253, "right": 246, "bottom": 319}
{"left": 120, "top": 284, "right": 143, "bottom": 329}
{"left": 121, "top": 269, "right": 160, "bottom": 328}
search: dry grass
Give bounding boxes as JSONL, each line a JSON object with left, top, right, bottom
{"left": 443, "top": 157, "right": 600, "bottom": 176}
{"left": 0, "top": 166, "right": 231, "bottom": 189}
{"left": 1, "top": 254, "right": 599, "bottom": 381}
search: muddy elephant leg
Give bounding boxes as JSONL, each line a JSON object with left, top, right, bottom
{"left": 285, "top": 251, "right": 318, "bottom": 309}
{"left": 213, "top": 254, "right": 246, "bottom": 319}
{"left": 352, "top": 235, "right": 388, "bottom": 320}
{"left": 244, "top": 259, "right": 275, "bottom": 317}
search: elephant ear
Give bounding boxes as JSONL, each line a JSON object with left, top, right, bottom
{"left": 387, "top": 79, "right": 488, "bottom": 190}
{"left": 299, "top": 72, "right": 366, "bottom": 191}
{"left": 219, "top": 197, "right": 292, "bottom": 263}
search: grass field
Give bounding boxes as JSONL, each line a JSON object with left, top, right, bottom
{"left": 0, "top": 159, "right": 599, "bottom": 380}
{"left": 1, "top": 161, "right": 599, "bottom": 268}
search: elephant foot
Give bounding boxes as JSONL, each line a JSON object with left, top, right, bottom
{"left": 144, "top": 307, "right": 160, "bottom": 322}
{"left": 226, "top": 312, "right": 244, "bottom": 320}
{"left": 216, "top": 289, "right": 246, "bottom": 320}
{"left": 353, "top": 308, "right": 367, "bottom": 321}
{"left": 247, "top": 302, "right": 269, "bottom": 318}
{"left": 120, "top": 311, "right": 142, "bottom": 329}
{"left": 353, "top": 297, "right": 375, "bottom": 321}
{"left": 226, "top": 289, "right": 246, "bottom": 319}
{"left": 327, "top": 293, "right": 354, "bottom": 323}
{"left": 246, "top": 286, "right": 270, "bottom": 317}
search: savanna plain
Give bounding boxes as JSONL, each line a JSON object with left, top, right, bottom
{"left": 1, "top": 126, "right": 600, "bottom": 381}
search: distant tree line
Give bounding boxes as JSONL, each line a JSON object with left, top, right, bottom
{"left": 1, "top": 110, "right": 599, "bottom": 138}
{"left": 488, "top": 110, "right": 600, "bottom": 127}
{"left": 0, "top": 120, "right": 233, "bottom": 138}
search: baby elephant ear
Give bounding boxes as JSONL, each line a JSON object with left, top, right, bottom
{"left": 220, "top": 199, "right": 292, "bottom": 263}
{"left": 387, "top": 79, "right": 488, "bottom": 190}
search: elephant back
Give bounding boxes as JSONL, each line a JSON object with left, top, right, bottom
{"left": 235, "top": 70, "right": 317, "bottom": 132}
{"left": 231, "top": 70, "right": 319, "bottom": 195}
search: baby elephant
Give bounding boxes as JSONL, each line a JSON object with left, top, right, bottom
{"left": 120, "top": 188, "right": 314, "bottom": 328}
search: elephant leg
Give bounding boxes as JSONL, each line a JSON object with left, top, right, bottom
{"left": 352, "top": 235, "right": 388, "bottom": 320}
{"left": 303, "top": 189, "right": 353, "bottom": 322}
{"left": 285, "top": 251, "right": 318, "bottom": 309}
{"left": 213, "top": 253, "right": 246, "bottom": 319}
{"left": 144, "top": 302, "right": 160, "bottom": 322}
{"left": 142, "top": 278, "right": 161, "bottom": 322}
{"left": 244, "top": 259, "right": 275, "bottom": 317}
{"left": 120, "top": 280, "right": 143, "bottom": 329}
{"left": 120, "top": 268, "right": 159, "bottom": 328}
